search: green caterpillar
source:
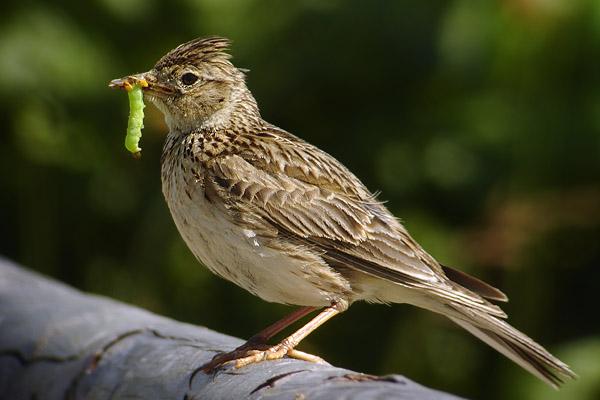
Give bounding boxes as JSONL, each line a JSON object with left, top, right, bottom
{"left": 124, "top": 83, "right": 145, "bottom": 157}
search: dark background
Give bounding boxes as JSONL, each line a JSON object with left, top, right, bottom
{"left": 1, "top": 1, "right": 598, "bottom": 398}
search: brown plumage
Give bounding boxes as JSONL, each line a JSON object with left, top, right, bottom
{"left": 110, "top": 36, "right": 575, "bottom": 387}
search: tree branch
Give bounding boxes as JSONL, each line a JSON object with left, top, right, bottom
{"left": 0, "top": 257, "right": 463, "bottom": 399}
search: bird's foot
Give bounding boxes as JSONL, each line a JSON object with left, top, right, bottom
{"left": 201, "top": 340, "right": 326, "bottom": 372}
{"left": 233, "top": 342, "right": 327, "bottom": 368}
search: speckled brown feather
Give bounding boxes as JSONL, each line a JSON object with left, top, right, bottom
{"left": 198, "top": 126, "right": 507, "bottom": 317}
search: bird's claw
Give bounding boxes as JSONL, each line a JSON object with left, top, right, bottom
{"left": 200, "top": 342, "right": 327, "bottom": 373}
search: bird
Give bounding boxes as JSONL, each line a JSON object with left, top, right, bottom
{"left": 110, "top": 36, "right": 575, "bottom": 388}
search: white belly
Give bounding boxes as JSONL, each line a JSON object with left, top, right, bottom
{"left": 162, "top": 164, "right": 351, "bottom": 307}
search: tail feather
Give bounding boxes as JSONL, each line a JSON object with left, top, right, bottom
{"left": 446, "top": 304, "right": 576, "bottom": 389}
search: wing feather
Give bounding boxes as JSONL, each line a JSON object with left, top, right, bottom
{"left": 205, "top": 128, "right": 505, "bottom": 316}
{"left": 208, "top": 153, "right": 431, "bottom": 282}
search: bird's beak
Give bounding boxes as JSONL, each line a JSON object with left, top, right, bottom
{"left": 109, "top": 72, "right": 149, "bottom": 92}
{"left": 109, "top": 71, "right": 174, "bottom": 95}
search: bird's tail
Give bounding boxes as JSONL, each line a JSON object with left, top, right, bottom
{"left": 442, "top": 303, "right": 576, "bottom": 388}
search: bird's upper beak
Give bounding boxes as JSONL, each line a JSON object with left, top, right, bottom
{"left": 109, "top": 71, "right": 174, "bottom": 95}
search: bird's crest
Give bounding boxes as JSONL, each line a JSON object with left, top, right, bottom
{"left": 155, "top": 36, "right": 232, "bottom": 70}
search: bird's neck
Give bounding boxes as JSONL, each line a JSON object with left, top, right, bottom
{"left": 206, "top": 87, "right": 261, "bottom": 132}
{"left": 164, "top": 87, "right": 261, "bottom": 135}
{"left": 162, "top": 89, "right": 264, "bottom": 163}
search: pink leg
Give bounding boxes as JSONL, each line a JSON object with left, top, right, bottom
{"left": 234, "top": 304, "right": 342, "bottom": 367}
{"left": 249, "top": 306, "right": 317, "bottom": 343}
{"left": 201, "top": 304, "right": 343, "bottom": 372}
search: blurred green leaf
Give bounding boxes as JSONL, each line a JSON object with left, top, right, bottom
{"left": 0, "top": 8, "right": 112, "bottom": 97}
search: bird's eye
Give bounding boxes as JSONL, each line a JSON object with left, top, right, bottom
{"left": 180, "top": 72, "right": 199, "bottom": 86}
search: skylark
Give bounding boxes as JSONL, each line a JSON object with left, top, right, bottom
{"left": 110, "top": 37, "right": 575, "bottom": 387}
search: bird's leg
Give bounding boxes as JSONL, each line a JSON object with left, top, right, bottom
{"left": 233, "top": 303, "right": 342, "bottom": 368}
{"left": 201, "top": 303, "right": 343, "bottom": 372}
{"left": 248, "top": 306, "right": 317, "bottom": 344}
{"left": 200, "top": 306, "right": 318, "bottom": 372}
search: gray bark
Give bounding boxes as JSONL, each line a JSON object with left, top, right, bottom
{"left": 0, "top": 257, "right": 463, "bottom": 400}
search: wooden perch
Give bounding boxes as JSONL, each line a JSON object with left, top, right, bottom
{"left": 0, "top": 257, "right": 463, "bottom": 399}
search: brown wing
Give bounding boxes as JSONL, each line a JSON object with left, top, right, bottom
{"left": 205, "top": 134, "right": 505, "bottom": 316}
{"left": 231, "top": 127, "right": 453, "bottom": 282}
{"left": 206, "top": 152, "right": 438, "bottom": 282}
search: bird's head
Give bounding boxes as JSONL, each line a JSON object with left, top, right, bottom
{"left": 110, "top": 36, "right": 258, "bottom": 132}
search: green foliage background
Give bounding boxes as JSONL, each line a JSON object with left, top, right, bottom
{"left": 1, "top": 1, "right": 598, "bottom": 398}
